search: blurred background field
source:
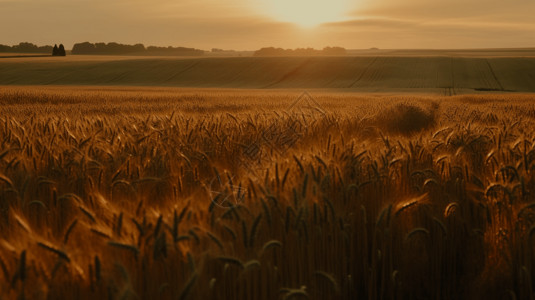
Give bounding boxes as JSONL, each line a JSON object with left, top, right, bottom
{"left": 1, "top": 51, "right": 534, "bottom": 93}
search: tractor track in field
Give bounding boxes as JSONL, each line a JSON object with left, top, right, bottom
{"left": 108, "top": 71, "right": 132, "bottom": 83}
{"left": 444, "top": 87, "right": 456, "bottom": 96}
{"left": 348, "top": 56, "right": 379, "bottom": 88}
{"left": 486, "top": 59, "right": 504, "bottom": 91}
{"left": 367, "top": 57, "right": 388, "bottom": 83}
{"left": 164, "top": 61, "right": 201, "bottom": 83}
{"left": 45, "top": 73, "right": 76, "bottom": 85}
{"left": 263, "top": 58, "right": 312, "bottom": 88}
{"left": 443, "top": 58, "right": 457, "bottom": 96}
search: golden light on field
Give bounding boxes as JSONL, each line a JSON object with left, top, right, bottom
{"left": 2, "top": 85, "right": 535, "bottom": 298}
{"left": 258, "top": 0, "right": 353, "bottom": 27}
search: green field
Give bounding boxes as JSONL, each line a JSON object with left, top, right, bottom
{"left": 1, "top": 54, "right": 535, "bottom": 93}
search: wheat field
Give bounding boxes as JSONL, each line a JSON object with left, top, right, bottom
{"left": 0, "top": 86, "right": 535, "bottom": 299}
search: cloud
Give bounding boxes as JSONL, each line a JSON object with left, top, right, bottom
{"left": 353, "top": 0, "right": 535, "bottom": 22}
{"left": 317, "top": 15, "right": 535, "bottom": 49}
{"left": 325, "top": 16, "right": 535, "bottom": 32}
{"left": 323, "top": 18, "right": 419, "bottom": 29}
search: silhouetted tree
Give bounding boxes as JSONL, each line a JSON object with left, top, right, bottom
{"left": 14, "top": 42, "right": 38, "bottom": 53}
{"left": 323, "top": 46, "right": 346, "bottom": 56}
{"left": 39, "top": 45, "right": 53, "bottom": 53}
{"left": 58, "top": 44, "right": 66, "bottom": 56}
{"left": 70, "top": 41, "right": 202, "bottom": 56}
{"left": 0, "top": 42, "right": 52, "bottom": 54}
{"left": 72, "top": 42, "right": 95, "bottom": 54}
{"left": 52, "top": 44, "right": 58, "bottom": 56}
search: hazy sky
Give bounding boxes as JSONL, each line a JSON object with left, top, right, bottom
{"left": 1, "top": 0, "right": 534, "bottom": 50}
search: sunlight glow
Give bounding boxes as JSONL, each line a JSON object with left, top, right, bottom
{"left": 259, "top": 0, "right": 353, "bottom": 27}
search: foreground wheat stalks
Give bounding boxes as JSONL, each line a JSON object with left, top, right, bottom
{"left": 0, "top": 87, "right": 534, "bottom": 299}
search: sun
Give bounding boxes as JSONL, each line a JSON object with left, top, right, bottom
{"left": 258, "top": 0, "right": 353, "bottom": 28}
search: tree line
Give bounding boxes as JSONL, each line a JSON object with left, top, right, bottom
{"left": 1, "top": 42, "right": 347, "bottom": 57}
{"left": 71, "top": 42, "right": 204, "bottom": 56}
{"left": 0, "top": 42, "right": 53, "bottom": 54}
{"left": 254, "top": 46, "right": 347, "bottom": 56}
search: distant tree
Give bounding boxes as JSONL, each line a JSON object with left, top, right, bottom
{"left": 0, "top": 44, "right": 10, "bottom": 52}
{"left": 145, "top": 45, "right": 204, "bottom": 56}
{"left": 253, "top": 47, "right": 284, "bottom": 56}
{"left": 322, "top": 46, "right": 346, "bottom": 56}
{"left": 38, "top": 45, "right": 53, "bottom": 53}
{"left": 58, "top": 44, "right": 66, "bottom": 56}
{"left": 52, "top": 44, "right": 58, "bottom": 56}
{"left": 13, "top": 42, "right": 39, "bottom": 53}
{"left": 0, "top": 42, "right": 52, "bottom": 54}
{"left": 72, "top": 42, "right": 96, "bottom": 54}
{"left": 94, "top": 42, "right": 107, "bottom": 54}
{"left": 132, "top": 43, "right": 145, "bottom": 52}
{"left": 70, "top": 41, "right": 202, "bottom": 56}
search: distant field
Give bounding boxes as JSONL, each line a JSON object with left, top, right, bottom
{"left": 347, "top": 47, "right": 535, "bottom": 57}
{"left": 1, "top": 52, "right": 534, "bottom": 93}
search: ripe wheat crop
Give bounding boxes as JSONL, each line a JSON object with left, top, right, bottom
{"left": 0, "top": 86, "right": 534, "bottom": 299}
